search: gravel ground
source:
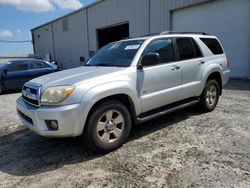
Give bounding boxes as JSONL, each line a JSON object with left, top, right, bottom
{"left": 0, "top": 80, "right": 249, "bottom": 188}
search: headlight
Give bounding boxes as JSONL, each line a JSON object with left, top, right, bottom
{"left": 41, "top": 86, "right": 75, "bottom": 104}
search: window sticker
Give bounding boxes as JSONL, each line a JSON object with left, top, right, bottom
{"left": 124, "top": 45, "right": 140, "bottom": 50}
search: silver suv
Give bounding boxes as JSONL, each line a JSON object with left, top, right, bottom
{"left": 16, "top": 32, "right": 230, "bottom": 152}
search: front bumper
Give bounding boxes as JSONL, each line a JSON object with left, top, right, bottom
{"left": 16, "top": 97, "right": 83, "bottom": 137}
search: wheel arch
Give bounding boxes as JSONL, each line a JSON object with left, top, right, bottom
{"left": 78, "top": 81, "right": 140, "bottom": 135}
{"left": 206, "top": 72, "right": 222, "bottom": 95}
{"left": 201, "top": 64, "right": 223, "bottom": 96}
{"left": 83, "top": 94, "right": 137, "bottom": 134}
{"left": 90, "top": 94, "right": 136, "bottom": 121}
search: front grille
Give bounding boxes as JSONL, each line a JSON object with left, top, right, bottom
{"left": 23, "top": 85, "right": 37, "bottom": 94}
{"left": 22, "top": 83, "right": 41, "bottom": 107}
{"left": 23, "top": 95, "right": 39, "bottom": 106}
{"left": 18, "top": 110, "right": 33, "bottom": 125}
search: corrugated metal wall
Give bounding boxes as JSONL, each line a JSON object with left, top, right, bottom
{"left": 32, "top": 0, "right": 210, "bottom": 67}
{"left": 87, "top": 0, "right": 150, "bottom": 51}
{"left": 171, "top": 0, "right": 250, "bottom": 78}
{"left": 150, "top": 0, "right": 209, "bottom": 33}
{"left": 32, "top": 0, "right": 249, "bottom": 78}
{"left": 32, "top": 24, "right": 54, "bottom": 60}
{"left": 52, "top": 10, "right": 88, "bottom": 69}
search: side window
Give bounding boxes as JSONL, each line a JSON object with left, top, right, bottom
{"left": 144, "top": 38, "right": 175, "bottom": 64}
{"left": 200, "top": 38, "right": 223, "bottom": 55}
{"left": 176, "top": 38, "right": 195, "bottom": 60}
{"left": 7, "top": 61, "right": 28, "bottom": 72}
{"left": 192, "top": 39, "right": 203, "bottom": 58}
{"left": 30, "top": 60, "right": 50, "bottom": 69}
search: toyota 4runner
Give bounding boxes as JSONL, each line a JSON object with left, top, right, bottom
{"left": 16, "top": 32, "right": 230, "bottom": 152}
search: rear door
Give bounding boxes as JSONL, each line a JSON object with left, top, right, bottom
{"left": 175, "top": 37, "right": 204, "bottom": 98}
{"left": 138, "top": 38, "right": 183, "bottom": 113}
{"left": 2, "top": 61, "right": 29, "bottom": 89}
{"left": 28, "top": 60, "right": 53, "bottom": 80}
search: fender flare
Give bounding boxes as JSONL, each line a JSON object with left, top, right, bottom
{"left": 200, "top": 64, "right": 223, "bottom": 94}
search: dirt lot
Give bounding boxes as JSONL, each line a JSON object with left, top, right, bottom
{"left": 0, "top": 80, "right": 249, "bottom": 188}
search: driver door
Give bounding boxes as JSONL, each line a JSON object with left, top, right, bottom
{"left": 138, "top": 38, "right": 183, "bottom": 113}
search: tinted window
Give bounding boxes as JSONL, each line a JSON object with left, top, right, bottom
{"left": 176, "top": 38, "right": 195, "bottom": 60}
{"left": 87, "top": 40, "right": 145, "bottom": 67}
{"left": 144, "top": 38, "right": 175, "bottom": 64}
{"left": 7, "top": 61, "right": 28, "bottom": 71}
{"left": 30, "top": 60, "right": 50, "bottom": 69}
{"left": 192, "top": 39, "right": 203, "bottom": 58}
{"left": 200, "top": 38, "right": 223, "bottom": 55}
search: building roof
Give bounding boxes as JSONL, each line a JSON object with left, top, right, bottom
{"left": 31, "top": 0, "right": 105, "bottom": 31}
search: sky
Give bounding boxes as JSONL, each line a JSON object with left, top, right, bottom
{"left": 0, "top": 0, "right": 95, "bottom": 56}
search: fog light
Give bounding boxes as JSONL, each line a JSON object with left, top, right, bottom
{"left": 45, "top": 120, "right": 58, "bottom": 131}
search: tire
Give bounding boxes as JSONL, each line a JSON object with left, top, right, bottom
{"left": 0, "top": 83, "right": 3, "bottom": 95}
{"left": 83, "top": 100, "right": 132, "bottom": 153}
{"left": 200, "top": 79, "right": 220, "bottom": 112}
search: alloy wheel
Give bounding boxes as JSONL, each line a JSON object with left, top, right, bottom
{"left": 96, "top": 110, "right": 125, "bottom": 143}
{"left": 205, "top": 84, "right": 217, "bottom": 108}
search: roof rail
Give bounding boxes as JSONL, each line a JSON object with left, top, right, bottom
{"left": 140, "top": 33, "right": 159, "bottom": 37}
{"left": 160, "top": 31, "right": 209, "bottom": 35}
{"left": 123, "top": 32, "right": 159, "bottom": 39}
{"left": 122, "top": 31, "right": 209, "bottom": 40}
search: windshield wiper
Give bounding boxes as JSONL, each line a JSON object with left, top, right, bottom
{"left": 95, "top": 63, "right": 117, "bottom": 67}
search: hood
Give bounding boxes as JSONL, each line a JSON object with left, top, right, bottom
{"left": 30, "top": 66, "right": 124, "bottom": 89}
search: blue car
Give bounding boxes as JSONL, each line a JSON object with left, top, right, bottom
{"left": 0, "top": 59, "right": 58, "bottom": 94}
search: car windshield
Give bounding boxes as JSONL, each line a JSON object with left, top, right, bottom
{"left": 86, "top": 39, "right": 145, "bottom": 67}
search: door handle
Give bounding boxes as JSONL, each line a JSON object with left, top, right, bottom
{"left": 172, "top": 65, "right": 180, "bottom": 71}
{"left": 198, "top": 61, "right": 205, "bottom": 65}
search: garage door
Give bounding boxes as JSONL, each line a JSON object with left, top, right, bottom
{"left": 172, "top": 0, "right": 250, "bottom": 78}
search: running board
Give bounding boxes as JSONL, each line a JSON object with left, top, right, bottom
{"left": 137, "top": 99, "right": 200, "bottom": 123}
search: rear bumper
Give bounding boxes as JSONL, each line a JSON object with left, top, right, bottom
{"left": 222, "top": 70, "right": 230, "bottom": 86}
{"left": 16, "top": 97, "right": 83, "bottom": 137}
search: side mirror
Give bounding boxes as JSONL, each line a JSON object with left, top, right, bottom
{"left": 80, "top": 56, "right": 85, "bottom": 62}
{"left": 140, "top": 53, "right": 160, "bottom": 68}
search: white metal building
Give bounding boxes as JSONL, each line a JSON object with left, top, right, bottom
{"left": 31, "top": 0, "right": 250, "bottom": 78}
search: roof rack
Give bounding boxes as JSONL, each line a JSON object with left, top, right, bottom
{"left": 140, "top": 33, "right": 159, "bottom": 37}
{"left": 160, "top": 31, "right": 208, "bottom": 35}
{"left": 122, "top": 33, "right": 158, "bottom": 39}
{"left": 122, "top": 31, "right": 209, "bottom": 40}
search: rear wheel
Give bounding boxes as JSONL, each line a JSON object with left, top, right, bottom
{"left": 200, "top": 79, "right": 220, "bottom": 112}
{"left": 83, "top": 100, "right": 132, "bottom": 153}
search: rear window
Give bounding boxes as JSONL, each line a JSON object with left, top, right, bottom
{"left": 200, "top": 38, "right": 223, "bottom": 55}
{"left": 30, "top": 60, "right": 50, "bottom": 69}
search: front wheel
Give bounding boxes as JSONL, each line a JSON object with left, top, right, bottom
{"left": 83, "top": 100, "right": 132, "bottom": 153}
{"left": 200, "top": 79, "right": 220, "bottom": 112}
